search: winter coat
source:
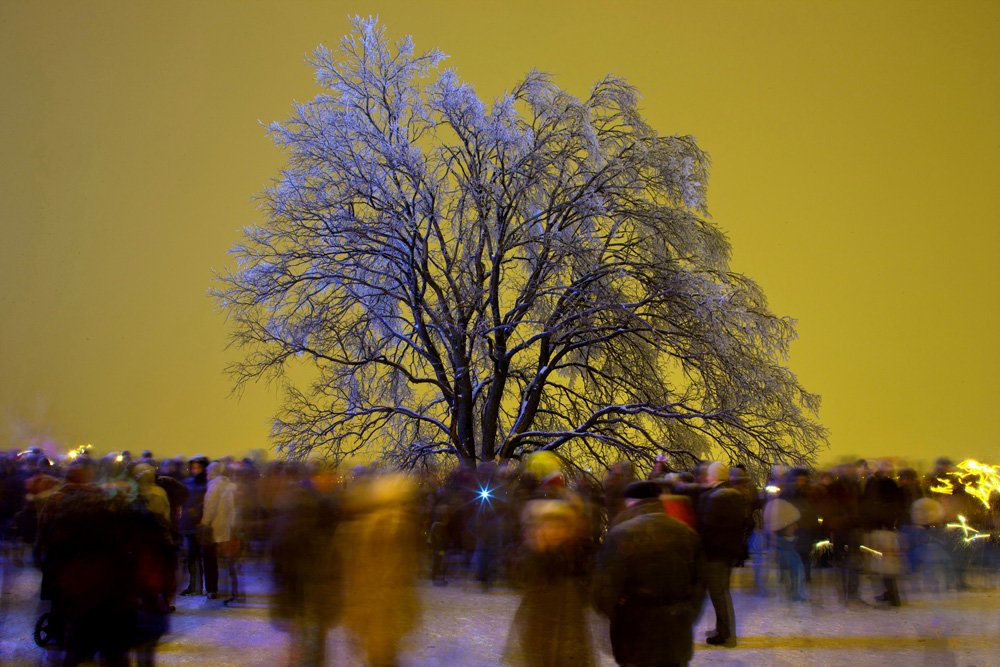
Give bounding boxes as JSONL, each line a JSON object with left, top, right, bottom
{"left": 593, "top": 499, "right": 705, "bottom": 666}
{"left": 696, "top": 483, "right": 748, "bottom": 564}
{"left": 661, "top": 493, "right": 698, "bottom": 529}
{"left": 270, "top": 484, "right": 341, "bottom": 629}
{"left": 861, "top": 474, "right": 905, "bottom": 531}
{"left": 201, "top": 475, "right": 236, "bottom": 544}
{"left": 179, "top": 473, "right": 207, "bottom": 532}
{"left": 504, "top": 493, "right": 595, "bottom": 667}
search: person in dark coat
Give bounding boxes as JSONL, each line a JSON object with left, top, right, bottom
{"left": 860, "top": 460, "right": 906, "bottom": 605}
{"left": 179, "top": 455, "right": 211, "bottom": 596}
{"left": 820, "top": 464, "right": 863, "bottom": 603}
{"left": 504, "top": 453, "right": 596, "bottom": 667}
{"left": 695, "top": 461, "right": 746, "bottom": 647}
{"left": 36, "top": 460, "right": 172, "bottom": 666}
{"left": 593, "top": 481, "right": 705, "bottom": 667}
{"left": 270, "top": 478, "right": 341, "bottom": 667}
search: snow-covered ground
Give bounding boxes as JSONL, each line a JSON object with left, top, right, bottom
{"left": 2, "top": 560, "right": 998, "bottom": 666}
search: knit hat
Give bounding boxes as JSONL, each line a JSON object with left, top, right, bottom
{"left": 763, "top": 498, "right": 800, "bottom": 532}
{"left": 911, "top": 498, "right": 945, "bottom": 526}
{"left": 623, "top": 480, "right": 663, "bottom": 500}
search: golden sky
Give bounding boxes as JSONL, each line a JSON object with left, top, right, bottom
{"left": 2, "top": 0, "right": 998, "bottom": 466}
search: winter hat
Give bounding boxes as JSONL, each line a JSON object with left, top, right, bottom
{"left": 623, "top": 480, "right": 663, "bottom": 500}
{"left": 706, "top": 461, "right": 729, "bottom": 484}
{"left": 206, "top": 461, "right": 227, "bottom": 479}
{"left": 911, "top": 497, "right": 945, "bottom": 526}
{"left": 763, "top": 498, "right": 801, "bottom": 532}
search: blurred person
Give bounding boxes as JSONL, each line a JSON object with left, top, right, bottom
{"left": 927, "top": 456, "right": 954, "bottom": 491}
{"left": 22, "top": 454, "right": 61, "bottom": 553}
{"left": 903, "top": 497, "right": 951, "bottom": 593}
{"left": 897, "top": 468, "right": 925, "bottom": 519}
{"left": 504, "top": 452, "right": 595, "bottom": 667}
{"left": 820, "top": 464, "right": 864, "bottom": 603}
{"left": 648, "top": 455, "right": 671, "bottom": 480}
{"left": 940, "top": 475, "right": 985, "bottom": 590}
{"left": 659, "top": 474, "right": 697, "bottom": 529}
{"left": 855, "top": 459, "right": 872, "bottom": 491}
{"left": 471, "top": 461, "right": 505, "bottom": 590}
{"left": 179, "top": 455, "right": 210, "bottom": 596}
{"left": 593, "top": 480, "right": 705, "bottom": 667}
{"left": 270, "top": 477, "right": 342, "bottom": 666}
{"left": 1, "top": 454, "right": 29, "bottom": 559}
{"left": 602, "top": 461, "right": 635, "bottom": 532}
{"left": 199, "top": 461, "right": 237, "bottom": 601}
{"left": 779, "top": 468, "right": 823, "bottom": 585}
{"left": 861, "top": 460, "right": 905, "bottom": 606}
{"left": 764, "top": 497, "right": 805, "bottom": 601}
{"left": 750, "top": 465, "right": 787, "bottom": 594}
{"left": 36, "top": 459, "right": 172, "bottom": 666}
{"left": 339, "top": 472, "right": 421, "bottom": 667}
{"left": 427, "top": 497, "right": 451, "bottom": 586}
{"left": 729, "top": 464, "right": 761, "bottom": 567}
{"left": 232, "top": 457, "right": 263, "bottom": 562}
{"left": 99, "top": 452, "right": 138, "bottom": 508}
{"left": 134, "top": 464, "right": 170, "bottom": 525}
{"left": 985, "top": 490, "right": 1000, "bottom": 581}
{"left": 695, "top": 461, "right": 746, "bottom": 647}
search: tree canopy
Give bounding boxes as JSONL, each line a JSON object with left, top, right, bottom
{"left": 213, "top": 17, "right": 827, "bottom": 475}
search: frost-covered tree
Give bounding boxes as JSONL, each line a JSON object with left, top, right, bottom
{"left": 213, "top": 17, "right": 826, "bottom": 474}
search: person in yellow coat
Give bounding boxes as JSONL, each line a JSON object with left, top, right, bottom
{"left": 339, "top": 472, "right": 421, "bottom": 667}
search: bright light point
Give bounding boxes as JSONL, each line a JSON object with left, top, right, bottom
{"left": 115, "top": 454, "right": 124, "bottom": 462}
{"left": 480, "top": 489, "right": 491, "bottom": 500}
{"left": 68, "top": 451, "right": 78, "bottom": 459}
{"left": 765, "top": 485, "right": 780, "bottom": 494}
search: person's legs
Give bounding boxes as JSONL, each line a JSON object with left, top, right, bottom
{"left": 181, "top": 534, "right": 202, "bottom": 594}
{"left": 203, "top": 541, "right": 219, "bottom": 597}
{"left": 703, "top": 561, "right": 735, "bottom": 642}
{"left": 777, "top": 537, "right": 806, "bottom": 601}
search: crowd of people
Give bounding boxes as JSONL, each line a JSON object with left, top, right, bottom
{"left": 1, "top": 446, "right": 998, "bottom": 666}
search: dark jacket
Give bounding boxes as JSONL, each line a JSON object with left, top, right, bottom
{"left": 593, "top": 499, "right": 705, "bottom": 666}
{"left": 861, "top": 474, "right": 905, "bottom": 531}
{"left": 696, "top": 483, "right": 748, "bottom": 564}
{"left": 179, "top": 473, "right": 207, "bottom": 532}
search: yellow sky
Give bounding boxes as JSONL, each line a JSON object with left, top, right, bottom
{"left": 2, "top": 0, "right": 998, "bottom": 467}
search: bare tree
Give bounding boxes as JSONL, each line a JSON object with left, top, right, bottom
{"left": 213, "top": 17, "right": 826, "bottom": 474}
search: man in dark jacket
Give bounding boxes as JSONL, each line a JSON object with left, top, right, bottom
{"left": 695, "top": 461, "right": 746, "bottom": 647}
{"left": 593, "top": 480, "right": 705, "bottom": 667}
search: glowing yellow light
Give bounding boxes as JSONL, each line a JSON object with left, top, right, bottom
{"left": 930, "top": 459, "right": 1000, "bottom": 509}
{"left": 860, "top": 545, "right": 882, "bottom": 558}
{"left": 765, "top": 485, "right": 780, "bottom": 494}
{"left": 68, "top": 450, "right": 78, "bottom": 460}
{"left": 115, "top": 454, "right": 124, "bottom": 463}
{"left": 814, "top": 540, "right": 831, "bottom": 548}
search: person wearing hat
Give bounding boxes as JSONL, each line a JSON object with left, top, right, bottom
{"left": 593, "top": 480, "right": 705, "bottom": 666}
{"left": 764, "top": 496, "right": 806, "bottom": 601}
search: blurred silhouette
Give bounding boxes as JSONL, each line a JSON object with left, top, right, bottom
{"left": 270, "top": 466, "right": 342, "bottom": 667}
{"left": 339, "top": 472, "right": 421, "bottom": 667}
